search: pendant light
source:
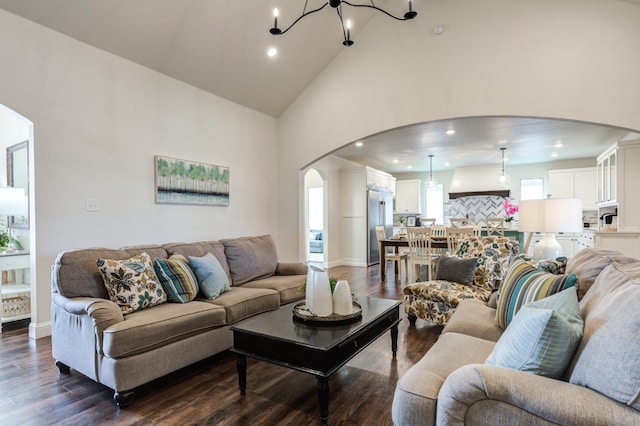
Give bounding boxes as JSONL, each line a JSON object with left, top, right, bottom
{"left": 426, "top": 154, "right": 438, "bottom": 190}
{"left": 498, "top": 147, "right": 511, "bottom": 188}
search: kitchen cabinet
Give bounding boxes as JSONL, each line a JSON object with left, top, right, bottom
{"left": 0, "top": 252, "right": 31, "bottom": 331}
{"left": 596, "top": 139, "right": 640, "bottom": 231}
{"left": 366, "top": 167, "right": 395, "bottom": 194}
{"left": 395, "top": 179, "right": 422, "bottom": 213}
{"left": 594, "top": 231, "right": 640, "bottom": 258}
{"left": 548, "top": 167, "right": 596, "bottom": 210}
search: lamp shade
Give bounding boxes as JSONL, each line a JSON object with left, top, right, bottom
{"left": 518, "top": 198, "right": 583, "bottom": 233}
{"left": 0, "top": 187, "right": 26, "bottom": 216}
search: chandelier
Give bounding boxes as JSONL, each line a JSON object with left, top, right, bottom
{"left": 270, "top": 0, "right": 417, "bottom": 47}
{"left": 498, "top": 147, "right": 511, "bottom": 189}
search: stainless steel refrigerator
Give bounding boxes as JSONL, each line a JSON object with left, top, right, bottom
{"left": 367, "top": 187, "right": 394, "bottom": 266}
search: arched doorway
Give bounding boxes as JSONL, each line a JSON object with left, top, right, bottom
{"left": 304, "top": 168, "right": 326, "bottom": 266}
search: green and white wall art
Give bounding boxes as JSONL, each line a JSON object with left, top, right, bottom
{"left": 155, "top": 155, "right": 229, "bottom": 206}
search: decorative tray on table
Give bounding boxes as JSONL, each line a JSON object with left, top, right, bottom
{"left": 292, "top": 301, "right": 362, "bottom": 325}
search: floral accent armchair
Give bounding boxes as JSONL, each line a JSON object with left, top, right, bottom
{"left": 404, "top": 236, "right": 519, "bottom": 325}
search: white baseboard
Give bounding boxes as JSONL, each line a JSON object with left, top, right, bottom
{"left": 338, "top": 259, "right": 368, "bottom": 267}
{"left": 29, "top": 321, "right": 51, "bottom": 339}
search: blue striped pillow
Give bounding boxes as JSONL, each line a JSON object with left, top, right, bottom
{"left": 155, "top": 255, "right": 199, "bottom": 303}
{"left": 486, "top": 286, "right": 583, "bottom": 378}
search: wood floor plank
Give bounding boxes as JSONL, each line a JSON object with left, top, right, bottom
{"left": 0, "top": 264, "right": 441, "bottom": 425}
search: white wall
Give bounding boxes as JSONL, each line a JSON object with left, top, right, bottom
{"left": 0, "top": 10, "right": 279, "bottom": 337}
{"left": 276, "top": 0, "right": 640, "bottom": 260}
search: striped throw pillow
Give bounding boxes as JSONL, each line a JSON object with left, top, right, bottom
{"left": 155, "top": 255, "right": 199, "bottom": 303}
{"left": 496, "top": 257, "right": 577, "bottom": 329}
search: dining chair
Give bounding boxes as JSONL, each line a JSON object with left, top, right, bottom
{"left": 449, "top": 217, "right": 469, "bottom": 227}
{"left": 485, "top": 217, "right": 505, "bottom": 237}
{"left": 407, "top": 227, "right": 439, "bottom": 282}
{"left": 375, "top": 226, "right": 408, "bottom": 280}
{"left": 420, "top": 217, "right": 436, "bottom": 227}
{"left": 472, "top": 226, "right": 483, "bottom": 237}
{"left": 445, "top": 227, "right": 474, "bottom": 255}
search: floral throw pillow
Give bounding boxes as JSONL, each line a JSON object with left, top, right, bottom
{"left": 97, "top": 252, "right": 167, "bottom": 314}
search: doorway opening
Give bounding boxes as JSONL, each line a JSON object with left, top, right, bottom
{"left": 304, "top": 169, "right": 326, "bottom": 266}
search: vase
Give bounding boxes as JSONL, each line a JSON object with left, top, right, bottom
{"left": 306, "top": 265, "right": 332, "bottom": 317}
{"left": 332, "top": 280, "right": 353, "bottom": 315}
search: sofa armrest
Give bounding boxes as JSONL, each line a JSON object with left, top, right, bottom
{"left": 437, "top": 364, "right": 640, "bottom": 426}
{"left": 276, "top": 262, "right": 308, "bottom": 276}
{"left": 52, "top": 292, "right": 124, "bottom": 330}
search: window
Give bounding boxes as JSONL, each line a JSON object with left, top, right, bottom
{"left": 425, "top": 183, "right": 444, "bottom": 224}
{"left": 520, "top": 178, "right": 544, "bottom": 200}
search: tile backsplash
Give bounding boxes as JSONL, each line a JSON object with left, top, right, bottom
{"left": 447, "top": 195, "right": 512, "bottom": 226}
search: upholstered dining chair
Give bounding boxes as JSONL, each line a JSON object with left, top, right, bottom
{"left": 375, "top": 226, "right": 409, "bottom": 280}
{"left": 485, "top": 217, "right": 505, "bottom": 236}
{"left": 445, "top": 227, "right": 474, "bottom": 255}
{"left": 407, "top": 227, "right": 439, "bottom": 281}
{"left": 449, "top": 217, "right": 469, "bottom": 227}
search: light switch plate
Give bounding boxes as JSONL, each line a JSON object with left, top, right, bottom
{"left": 85, "top": 198, "right": 99, "bottom": 212}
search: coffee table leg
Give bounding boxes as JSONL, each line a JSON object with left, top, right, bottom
{"left": 237, "top": 354, "right": 247, "bottom": 396}
{"left": 317, "top": 376, "right": 330, "bottom": 426}
{"left": 391, "top": 323, "right": 399, "bottom": 358}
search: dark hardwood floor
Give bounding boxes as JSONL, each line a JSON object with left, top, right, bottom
{"left": 0, "top": 264, "right": 441, "bottom": 426}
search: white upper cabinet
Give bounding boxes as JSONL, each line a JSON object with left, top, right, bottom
{"left": 394, "top": 179, "right": 422, "bottom": 213}
{"left": 548, "top": 167, "right": 596, "bottom": 210}
{"left": 366, "top": 167, "right": 395, "bottom": 194}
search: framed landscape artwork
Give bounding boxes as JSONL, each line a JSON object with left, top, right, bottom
{"left": 155, "top": 155, "right": 229, "bottom": 206}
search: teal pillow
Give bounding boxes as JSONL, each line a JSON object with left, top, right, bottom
{"left": 486, "top": 286, "right": 583, "bottom": 378}
{"left": 189, "top": 253, "right": 231, "bottom": 299}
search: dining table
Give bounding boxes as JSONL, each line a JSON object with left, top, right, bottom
{"left": 380, "top": 237, "right": 448, "bottom": 281}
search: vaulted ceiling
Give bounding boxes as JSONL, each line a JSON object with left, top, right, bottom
{"left": 1, "top": 0, "right": 638, "bottom": 172}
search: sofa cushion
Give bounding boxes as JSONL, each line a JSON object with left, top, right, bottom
{"left": 496, "top": 257, "right": 577, "bottom": 329}
{"left": 442, "top": 299, "right": 503, "bottom": 342}
{"left": 222, "top": 235, "right": 278, "bottom": 285}
{"left": 164, "top": 241, "right": 231, "bottom": 283}
{"left": 569, "top": 261, "right": 640, "bottom": 410}
{"left": 200, "top": 286, "right": 280, "bottom": 324}
{"left": 435, "top": 256, "right": 478, "bottom": 286}
{"left": 97, "top": 253, "right": 167, "bottom": 314}
{"left": 241, "top": 274, "right": 306, "bottom": 304}
{"left": 189, "top": 253, "right": 231, "bottom": 299}
{"left": 121, "top": 244, "right": 168, "bottom": 261}
{"left": 391, "top": 332, "right": 495, "bottom": 426}
{"left": 154, "top": 255, "right": 199, "bottom": 303}
{"left": 565, "top": 247, "right": 629, "bottom": 300}
{"left": 486, "top": 287, "right": 583, "bottom": 378}
{"left": 102, "top": 301, "right": 226, "bottom": 358}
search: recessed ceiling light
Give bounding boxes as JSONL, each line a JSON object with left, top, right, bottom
{"left": 446, "top": 129, "right": 456, "bottom": 135}
{"left": 551, "top": 152, "right": 558, "bottom": 157}
{"left": 355, "top": 141, "right": 364, "bottom": 147}
{"left": 267, "top": 48, "right": 277, "bottom": 57}
{"left": 444, "top": 162, "right": 450, "bottom": 167}
{"left": 554, "top": 141, "right": 563, "bottom": 148}
{"left": 407, "top": 165, "right": 412, "bottom": 169}
{"left": 393, "top": 159, "right": 399, "bottom": 163}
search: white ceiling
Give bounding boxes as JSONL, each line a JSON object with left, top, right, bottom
{"left": 1, "top": 0, "right": 638, "bottom": 173}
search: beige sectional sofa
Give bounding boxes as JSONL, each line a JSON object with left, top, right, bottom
{"left": 392, "top": 248, "right": 640, "bottom": 425}
{"left": 51, "top": 235, "right": 307, "bottom": 406}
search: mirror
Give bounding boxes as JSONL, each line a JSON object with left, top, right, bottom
{"left": 6, "top": 140, "right": 28, "bottom": 228}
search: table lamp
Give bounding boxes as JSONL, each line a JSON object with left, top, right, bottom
{"left": 0, "top": 187, "right": 26, "bottom": 254}
{"left": 518, "top": 198, "right": 582, "bottom": 259}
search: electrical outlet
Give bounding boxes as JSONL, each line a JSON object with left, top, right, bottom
{"left": 85, "top": 198, "right": 100, "bottom": 212}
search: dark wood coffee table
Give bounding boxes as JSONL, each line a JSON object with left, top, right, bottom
{"left": 230, "top": 296, "right": 401, "bottom": 425}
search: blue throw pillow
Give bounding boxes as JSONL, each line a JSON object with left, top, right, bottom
{"left": 486, "top": 286, "right": 583, "bottom": 378}
{"left": 189, "top": 253, "right": 231, "bottom": 299}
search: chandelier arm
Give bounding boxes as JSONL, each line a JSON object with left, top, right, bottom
{"left": 336, "top": 6, "right": 347, "bottom": 42}
{"left": 341, "top": 1, "right": 413, "bottom": 21}
{"left": 275, "top": 3, "right": 330, "bottom": 35}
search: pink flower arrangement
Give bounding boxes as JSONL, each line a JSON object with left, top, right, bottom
{"left": 504, "top": 199, "right": 519, "bottom": 222}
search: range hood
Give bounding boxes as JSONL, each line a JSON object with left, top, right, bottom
{"left": 449, "top": 165, "right": 511, "bottom": 199}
